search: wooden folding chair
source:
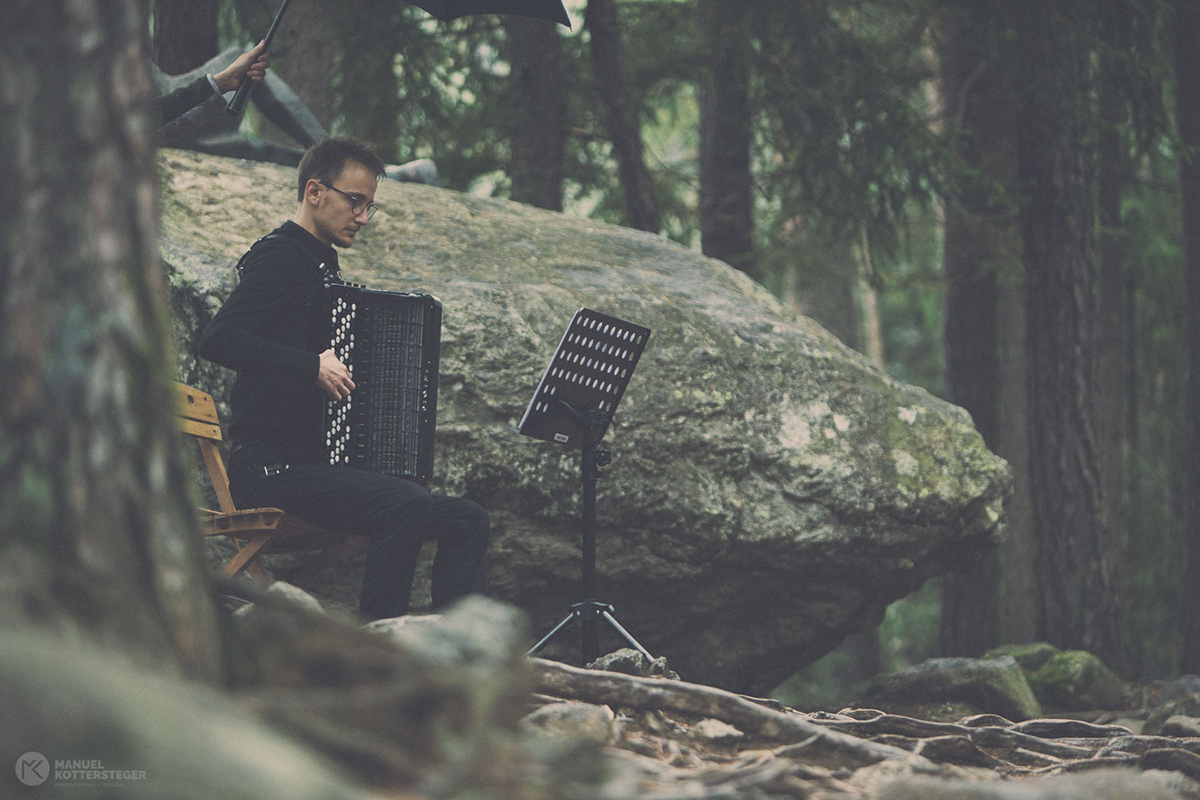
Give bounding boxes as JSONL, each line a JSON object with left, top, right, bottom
{"left": 173, "top": 381, "right": 365, "bottom": 588}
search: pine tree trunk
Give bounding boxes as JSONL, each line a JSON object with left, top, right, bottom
{"left": 936, "top": 6, "right": 1019, "bottom": 657}
{"left": 998, "top": 277, "right": 1038, "bottom": 642}
{"left": 339, "top": 0, "right": 402, "bottom": 161}
{"left": 153, "top": 0, "right": 219, "bottom": 75}
{"left": 266, "top": 0, "right": 335, "bottom": 134}
{"left": 586, "top": 0, "right": 660, "bottom": 233}
{"left": 698, "top": 0, "right": 755, "bottom": 277}
{"left": 1173, "top": 0, "right": 1200, "bottom": 674}
{"left": 0, "top": 0, "right": 223, "bottom": 682}
{"left": 1096, "top": 39, "right": 1131, "bottom": 643}
{"left": 507, "top": 17, "right": 566, "bottom": 211}
{"left": 1014, "top": 4, "right": 1125, "bottom": 670}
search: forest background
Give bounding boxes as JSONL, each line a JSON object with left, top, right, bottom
{"left": 149, "top": 0, "right": 1199, "bottom": 706}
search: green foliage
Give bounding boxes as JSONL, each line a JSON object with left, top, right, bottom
{"left": 751, "top": 0, "right": 947, "bottom": 255}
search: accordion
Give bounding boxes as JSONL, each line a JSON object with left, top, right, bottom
{"left": 313, "top": 282, "right": 441, "bottom": 485}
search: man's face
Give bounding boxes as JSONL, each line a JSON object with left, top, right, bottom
{"left": 311, "top": 160, "right": 378, "bottom": 249}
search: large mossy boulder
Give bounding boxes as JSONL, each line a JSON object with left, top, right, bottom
{"left": 161, "top": 150, "right": 1010, "bottom": 694}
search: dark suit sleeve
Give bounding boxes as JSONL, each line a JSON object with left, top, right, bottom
{"left": 198, "top": 242, "right": 320, "bottom": 382}
{"left": 155, "top": 76, "right": 224, "bottom": 144}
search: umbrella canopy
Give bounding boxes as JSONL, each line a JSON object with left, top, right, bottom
{"left": 410, "top": 0, "right": 571, "bottom": 27}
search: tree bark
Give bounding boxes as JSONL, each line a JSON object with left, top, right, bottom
{"left": 998, "top": 275, "right": 1037, "bottom": 643}
{"left": 781, "top": 228, "right": 861, "bottom": 351}
{"left": 507, "top": 17, "right": 567, "bottom": 211}
{"left": 339, "top": 0, "right": 402, "bottom": 161}
{"left": 264, "top": 0, "right": 335, "bottom": 135}
{"left": 698, "top": 0, "right": 755, "bottom": 277}
{"left": 153, "top": 0, "right": 219, "bottom": 75}
{"left": 1174, "top": 0, "right": 1200, "bottom": 673}
{"left": 0, "top": 0, "right": 223, "bottom": 682}
{"left": 586, "top": 0, "right": 660, "bottom": 233}
{"left": 1096, "top": 10, "right": 1132, "bottom": 646}
{"left": 935, "top": 5, "right": 1019, "bottom": 657}
{"left": 1013, "top": 3, "right": 1125, "bottom": 670}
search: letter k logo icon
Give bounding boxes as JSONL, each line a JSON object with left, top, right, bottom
{"left": 16, "top": 752, "right": 49, "bottom": 786}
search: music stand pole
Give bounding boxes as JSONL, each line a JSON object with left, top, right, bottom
{"left": 527, "top": 405, "right": 652, "bottom": 663}
{"left": 521, "top": 309, "right": 653, "bottom": 665}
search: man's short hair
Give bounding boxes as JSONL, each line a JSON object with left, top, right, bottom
{"left": 297, "top": 137, "right": 386, "bottom": 202}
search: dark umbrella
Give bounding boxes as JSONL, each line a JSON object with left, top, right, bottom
{"left": 411, "top": 0, "right": 570, "bottom": 26}
{"left": 227, "top": 0, "right": 571, "bottom": 115}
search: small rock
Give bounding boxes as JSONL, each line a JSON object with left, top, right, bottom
{"left": 589, "top": 648, "right": 680, "bottom": 680}
{"left": 1161, "top": 716, "right": 1200, "bottom": 738}
{"left": 521, "top": 701, "right": 615, "bottom": 746}
{"left": 855, "top": 656, "right": 1042, "bottom": 722}
{"left": 688, "top": 718, "right": 745, "bottom": 742}
{"left": 1026, "top": 649, "right": 1130, "bottom": 712}
{"left": 1162, "top": 675, "right": 1200, "bottom": 703}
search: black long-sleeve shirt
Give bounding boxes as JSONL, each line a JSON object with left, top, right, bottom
{"left": 198, "top": 221, "right": 340, "bottom": 464}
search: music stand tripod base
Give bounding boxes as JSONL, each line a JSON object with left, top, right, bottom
{"left": 519, "top": 308, "right": 653, "bottom": 665}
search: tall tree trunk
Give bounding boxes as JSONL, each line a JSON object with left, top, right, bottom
{"left": 1096, "top": 28, "right": 1131, "bottom": 644}
{"left": 858, "top": 232, "right": 886, "bottom": 371}
{"left": 507, "top": 17, "right": 566, "bottom": 211}
{"left": 1174, "top": 0, "right": 1200, "bottom": 673}
{"left": 998, "top": 275, "right": 1038, "bottom": 642}
{"left": 153, "top": 0, "right": 219, "bottom": 75}
{"left": 936, "top": 7, "right": 1018, "bottom": 656}
{"left": 0, "top": 0, "right": 223, "bottom": 682}
{"left": 782, "top": 226, "right": 861, "bottom": 351}
{"left": 698, "top": 0, "right": 755, "bottom": 277}
{"left": 586, "top": 0, "right": 660, "bottom": 233}
{"left": 265, "top": 0, "right": 335, "bottom": 134}
{"left": 1013, "top": 3, "right": 1125, "bottom": 670}
{"left": 340, "top": 0, "right": 402, "bottom": 161}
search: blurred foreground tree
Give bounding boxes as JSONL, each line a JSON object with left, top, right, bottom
{"left": 0, "top": 0, "right": 224, "bottom": 682}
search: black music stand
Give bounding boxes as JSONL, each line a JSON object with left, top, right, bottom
{"left": 520, "top": 308, "right": 653, "bottom": 665}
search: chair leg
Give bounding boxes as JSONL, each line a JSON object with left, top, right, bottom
{"left": 220, "top": 534, "right": 276, "bottom": 583}
{"left": 245, "top": 558, "right": 271, "bottom": 584}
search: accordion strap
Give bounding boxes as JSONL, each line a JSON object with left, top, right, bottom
{"left": 236, "top": 232, "right": 341, "bottom": 284}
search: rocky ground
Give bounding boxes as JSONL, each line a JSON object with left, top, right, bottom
{"left": 9, "top": 582, "right": 1199, "bottom": 800}
{"left": 278, "top": 587, "right": 1200, "bottom": 800}
{"left": 523, "top": 653, "right": 1200, "bottom": 800}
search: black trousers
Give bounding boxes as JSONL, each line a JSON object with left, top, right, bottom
{"left": 229, "top": 453, "right": 489, "bottom": 620}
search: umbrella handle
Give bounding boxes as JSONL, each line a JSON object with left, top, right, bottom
{"left": 226, "top": 0, "right": 294, "bottom": 116}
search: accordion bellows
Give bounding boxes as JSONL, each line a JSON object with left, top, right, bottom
{"left": 315, "top": 282, "right": 441, "bottom": 485}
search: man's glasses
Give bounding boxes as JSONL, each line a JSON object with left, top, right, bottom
{"left": 320, "top": 181, "right": 379, "bottom": 220}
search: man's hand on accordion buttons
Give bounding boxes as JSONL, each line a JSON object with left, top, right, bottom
{"left": 317, "top": 348, "right": 356, "bottom": 401}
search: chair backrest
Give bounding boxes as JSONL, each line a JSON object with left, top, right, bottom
{"left": 174, "top": 382, "right": 236, "bottom": 513}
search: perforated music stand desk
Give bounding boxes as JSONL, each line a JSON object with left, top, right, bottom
{"left": 520, "top": 308, "right": 652, "bottom": 664}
